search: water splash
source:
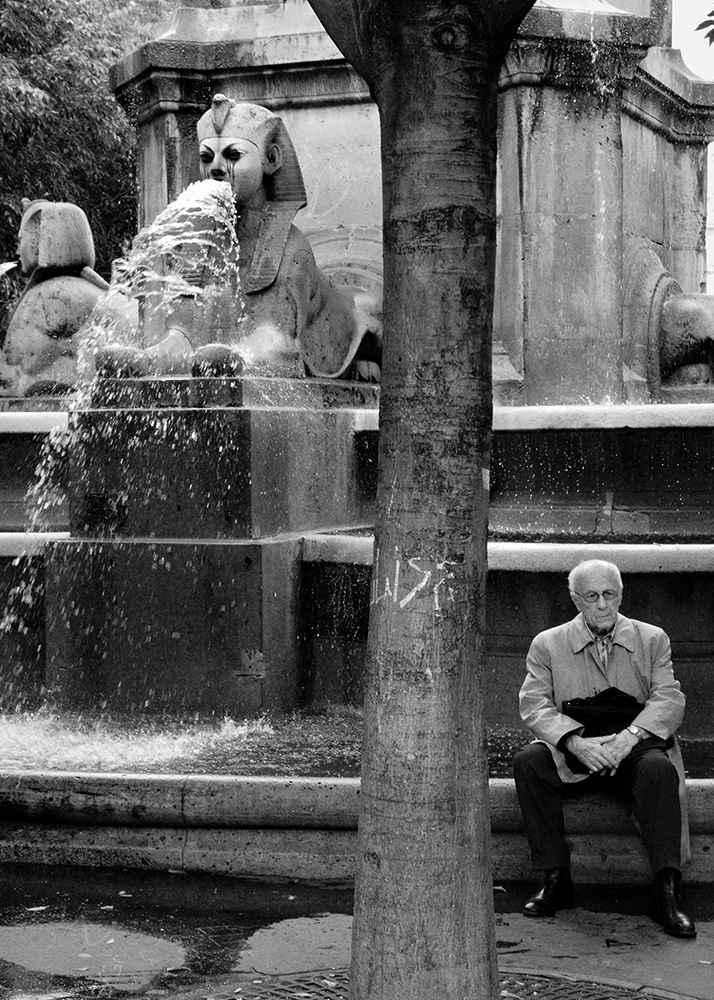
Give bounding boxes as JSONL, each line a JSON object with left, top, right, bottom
{"left": 76, "top": 178, "right": 244, "bottom": 377}
{"left": 0, "top": 711, "right": 274, "bottom": 773}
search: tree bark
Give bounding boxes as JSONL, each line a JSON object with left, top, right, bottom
{"left": 306, "top": 3, "right": 536, "bottom": 998}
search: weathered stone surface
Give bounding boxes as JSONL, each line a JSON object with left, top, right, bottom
{"left": 44, "top": 537, "right": 301, "bottom": 715}
{"left": 67, "top": 402, "right": 376, "bottom": 540}
{"left": 489, "top": 422, "right": 714, "bottom": 542}
{"left": 181, "top": 827, "right": 358, "bottom": 879}
{"left": 0, "top": 773, "right": 185, "bottom": 826}
{"left": 182, "top": 775, "right": 360, "bottom": 828}
{"left": 496, "top": 5, "right": 714, "bottom": 404}
{"left": 0, "top": 772, "right": 359, "bottom": 828}
{"left": 0, "top": 822, "right": 185, "bottom": 870}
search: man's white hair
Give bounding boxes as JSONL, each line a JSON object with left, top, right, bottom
{"left": 568, "top": 559, "right": 623, "bottom": 596}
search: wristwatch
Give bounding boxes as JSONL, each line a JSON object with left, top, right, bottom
{"left": 627, "top": 725, "right": 643, "bottom": 741}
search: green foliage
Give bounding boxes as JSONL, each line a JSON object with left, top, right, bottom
{"left": 697, "top": 9, "right": 714, "bottom": 46}
{"left": 0, "top": 0, "right": 175, "bottom": 309}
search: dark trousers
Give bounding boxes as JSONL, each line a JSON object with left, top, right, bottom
{"left": 513, "top": 740, "right": 682, "bottom": 875}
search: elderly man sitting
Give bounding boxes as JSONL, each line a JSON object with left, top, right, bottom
{"left": 513, "top": 559, "right": 695, "bottom": 938}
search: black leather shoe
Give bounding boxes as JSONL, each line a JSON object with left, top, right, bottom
{"left": 653, "top": 869, "right": 696, "bottom": 938}
{"left": 523, "top": 868, "right": 574, "bottom": 917}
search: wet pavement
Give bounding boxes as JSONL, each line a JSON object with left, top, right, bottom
{"left": 0, "top": 864, "right": 711, "bottom": 1000}
{"left": 0, "top": 864, "right": 352, "bottom": 997}
{"left": 494, "top": 881, "right": 714, "bottom": 999}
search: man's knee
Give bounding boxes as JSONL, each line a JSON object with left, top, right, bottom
{"left": 635, "top": 748, "right": 679, "bottom": 789}
{"left": 514, "top": 741, "right": 553, "bottom": 779}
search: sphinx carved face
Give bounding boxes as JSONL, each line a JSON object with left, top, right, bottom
{"left": 199, "top": 136, "right": 282, "bottom": 210}
{"left": 18, "top": 211, "right": 41, "bottom": 276}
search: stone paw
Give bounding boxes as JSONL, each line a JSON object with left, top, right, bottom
{"left": 191, "top": 344, "right": 244, "bottom": 378}
{"left": 96, "top": 345, "right": 151, "bottom": 379}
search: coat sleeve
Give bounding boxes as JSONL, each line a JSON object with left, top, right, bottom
{"left": 519, "top": 632, "right": 584, "bottom": 747}
{"left": 631, "top": 628, "right": 685, "bottom": 739}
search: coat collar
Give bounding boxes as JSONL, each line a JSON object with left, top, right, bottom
{"left": 569, "top": 613, "right": 636, "bottom": 654}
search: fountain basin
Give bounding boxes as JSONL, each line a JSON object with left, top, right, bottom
{"left": 2, "top": 400, "right": 714, "bottom": 731}
{"left": 0, "top": 772, "right": 712, "bottom": 884}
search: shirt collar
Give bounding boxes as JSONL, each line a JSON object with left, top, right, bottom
{"left": 570, "top": 613, "right": 636, "bottom": 654}
{"left": 585, "top": 621, "right": 613, "bottom": 644}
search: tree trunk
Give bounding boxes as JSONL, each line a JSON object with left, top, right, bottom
{"left": 306, "top": 3, "right": 536, "bottom": 998}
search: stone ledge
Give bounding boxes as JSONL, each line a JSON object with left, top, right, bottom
{"left": 0, "top": 772, "right": 360, "bottom": 829}
{"left": 302, "top": 534, "right": 714, "bottom": 574}
{"left": 493, "top": 402, "right": 714, "bottom": 430}
{"left": 3, "top": 771, "right": 710, "bottom": 832}
{"left": 0, "top": 533, "right": 69, "bottom": 557}
{"left": 0, "top": 412, "right": 68, "bottom": 433}
{"left": 9, "top": 535, "right": 714, "bottom": 573}
{"left": 0, "top": 774, "right": 711, "bottom": 882}
{"left": 0, "top": 823, "right": 709, "bottom": 883}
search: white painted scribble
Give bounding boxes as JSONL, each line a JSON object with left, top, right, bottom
{"left": 371, "top": 549, "right": 458, "bottom": 611}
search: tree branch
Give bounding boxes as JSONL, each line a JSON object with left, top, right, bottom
{"left": 307, "top": 0, "right": 377, "bottom": 84}
{"left": 308, "top": 0, "right": 538, "bottom": 90}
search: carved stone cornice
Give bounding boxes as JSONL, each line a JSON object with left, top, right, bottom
{"left": 110, "top": 1, "right": 370, "bottom": 125}
{"left": 114, "top": 61, "right": 370, "bottom": 127}
{"left": 623, "top": 49, "right": 714, "bottom": 146}
{"left": 500, "top": 0, "right": 661, "bottom": 97}
{"left": 499, "top": 35, "right": 649, "bottom": 98}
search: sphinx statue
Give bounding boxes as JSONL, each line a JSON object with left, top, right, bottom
{"left": 1, "top": 199, "right": 110, "bottom": 395}
{"left": 659, "top": 291, "right": 714, "bottom": 386}
{"left": 98, "top": 96, "right": 382, "bottom": 381}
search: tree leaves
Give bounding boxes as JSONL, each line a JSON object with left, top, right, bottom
{"left": 696, "top": 9, "right": 714, "bottom": 46}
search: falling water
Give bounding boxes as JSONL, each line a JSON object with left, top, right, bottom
{"left": 1, "top": 181, "right": 246, "bottom": 732}
{"left": 0, "top": 712, "right": 273, "bottom": 773}
{"left": 77, "top": 178, "right": 243, "bottom": 374}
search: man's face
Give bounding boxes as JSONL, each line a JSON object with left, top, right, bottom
{"left": 570, "top": 565, "right": 622, "bottom": 633}
{"left": 199, "top": 137, "right": 267, "bottom": 208}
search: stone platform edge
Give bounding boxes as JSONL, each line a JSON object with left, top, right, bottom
{"left": 0, "top": 773, "right": 711, "bottom": 883}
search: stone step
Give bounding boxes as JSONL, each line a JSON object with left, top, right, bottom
{"left": 0, "top": 773, "right": 710, "bottom": 883}
{"left": 0, "top": 411, "right": 69, "bottom": 532}
{"left": 490, "top": 403, "right": 714, "bottom": 542}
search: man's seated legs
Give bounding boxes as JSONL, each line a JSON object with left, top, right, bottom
{"left": 612, "top": 742, "right": 695, "bottom": 938}
{"left": 513, "top": 742, "right": 574, "bottom": 916}
{"left": 612, "top": 741, "right": 681, "bottom": 873}
{"left": 513, "top": 740, "right": 695, "bottom": 936}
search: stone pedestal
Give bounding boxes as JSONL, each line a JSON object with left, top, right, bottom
{"left": 45, "top": 536, "right": 301, "bottom": 714}
{"left": 498, "top": 4, "right": 654, "bottom": 405}
{"left": 66, "top": 379, "right": 377, "bottom": 540}
{"left": 496, "top": 1, "right": 714, "bottom": 404}
{"left": 43, "top": 376, "right": 378, "bottom": 714}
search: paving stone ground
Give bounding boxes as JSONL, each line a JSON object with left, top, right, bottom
{"left": 0, "top": 866, "right": 710, "bottom": 1000}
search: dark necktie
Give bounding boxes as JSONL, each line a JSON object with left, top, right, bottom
{"left": 594, "top": 634, "right": 611, "bottom": 671}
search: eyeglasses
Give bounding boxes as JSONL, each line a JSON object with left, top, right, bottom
{"left": 577, "top": 590, "right": 620, "bottom": 603}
